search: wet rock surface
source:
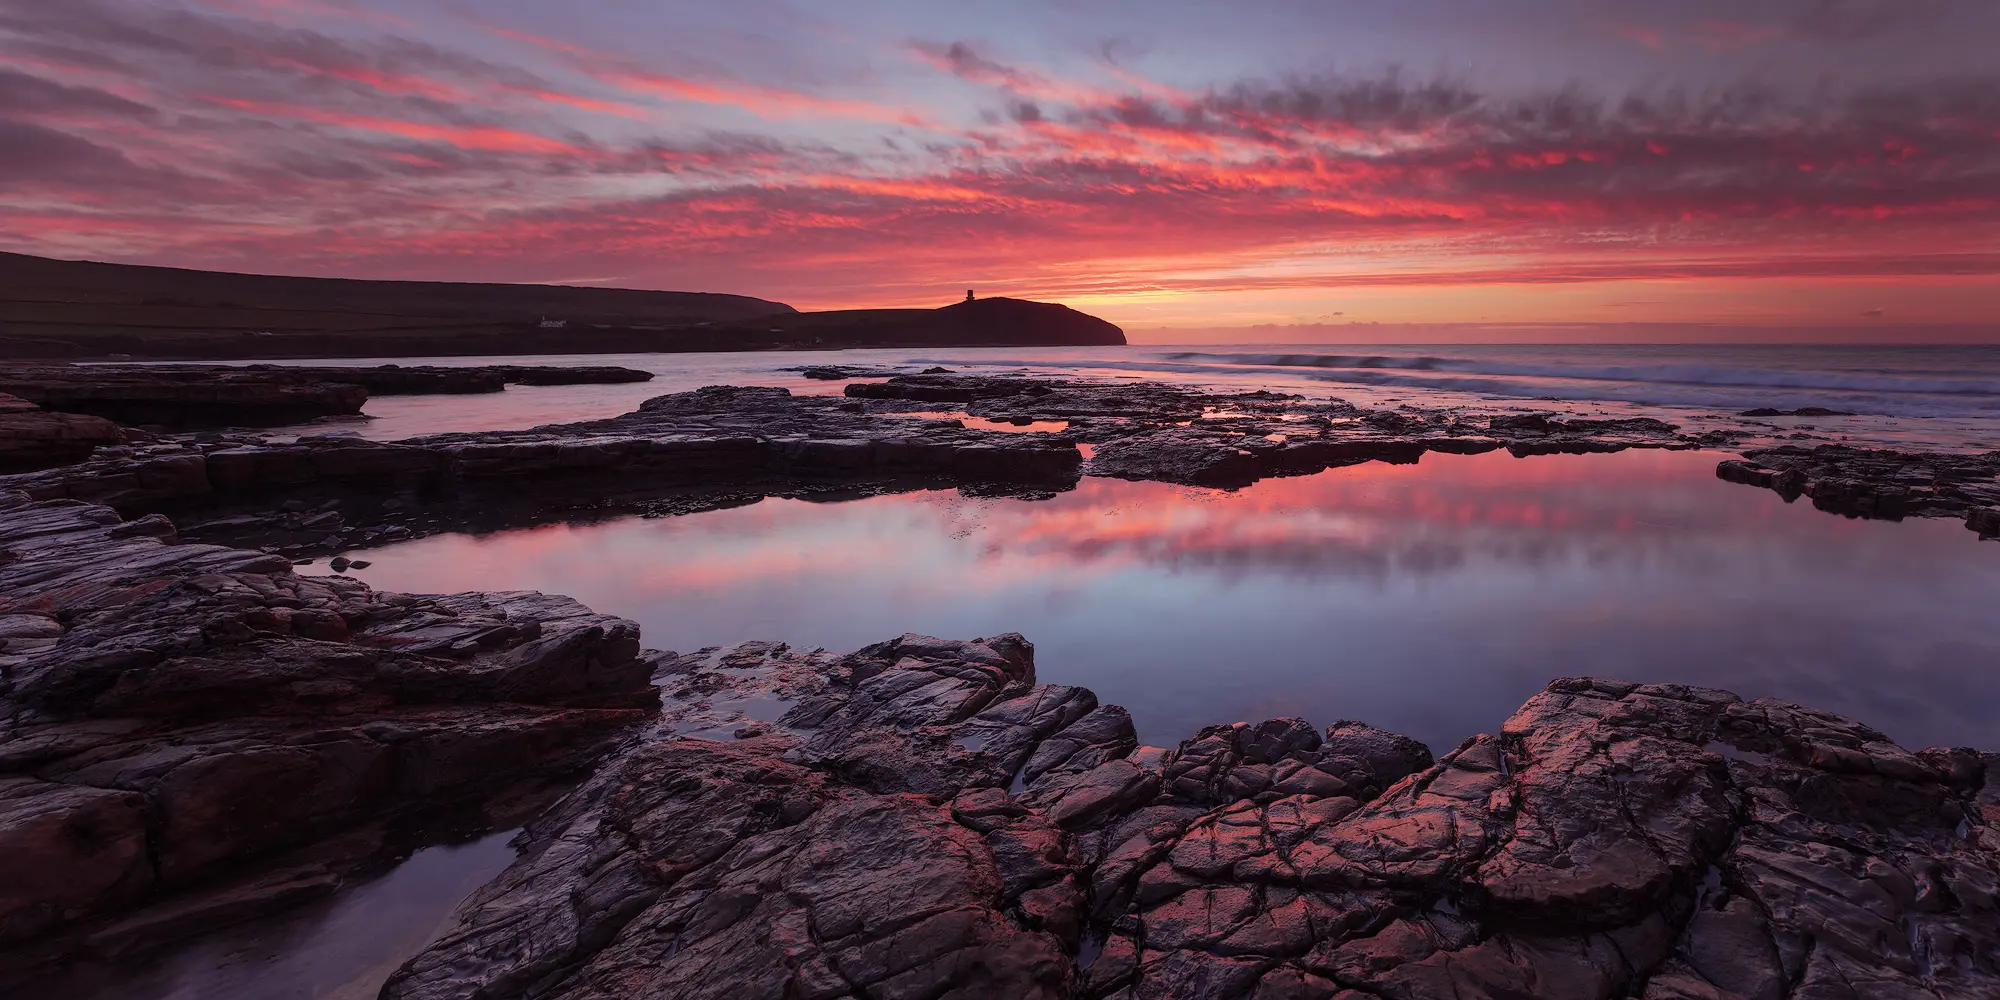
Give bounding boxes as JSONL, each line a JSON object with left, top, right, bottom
{"left": 7, "top": 369, "right": 1999, "bottom": 996}
{"left": 0, "top": 364, "right": 371, "bottom": 427}
{"left": 17, "top": 370, "right": 1991, "bottom": 562}
{"left": 846, "top": 374, "right": 1708, "bottom": 488}
{"left": 1737, "top": 407, "right": 1856, "bottom": 418}
{"left": 0, "top": 383, "right": 1086, "bottom": 557}
{"left": 0, "top": 363, "right": 652, "bottom": 428}
{"left": 221, "top": 364, "right": 656, "bottom": 394}
{"left": 1716, "top": 444, "right": 2000, "bottom": 537}
{"left": 0, "top": 490, "right": 659, "bottom": 983}
{"left": 3, "top": 371, "right": 1990, "bottom": 563}
{"left": 0, "top": 392, "right": 125, "bottom": 473}
{"left": 383, "top": 634, "right": 2000, "bottom": 1000}
{"left": 796, "top": 364, "right": 909, "bottom": 380}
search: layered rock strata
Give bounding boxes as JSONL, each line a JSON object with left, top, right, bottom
{"left": 1718, "top": 444, "right": 2000, "bottom": 537}
{"left": 0, "top": 392, "right": 124, "bottom": 473}
{"left": 8, "top": 372, "right": 1993, "bottom": 560}
{"left": 0, "top": 490, "right": 659, "bottom": 981}
{"left": 0, "top": 365, "right": 371, "bottom": 427}
{"left": 0, "top": 364, "right": 654, "bottom": 427}
{"left": 4, "top": 477, "right": 1996, "bottom": 997}
{"left": 0, "top": 385, "right": 1085, "bottom": 556}
{"left": 4, "top": 372, "right": 1699, "bottom": 516}
{"left": 381, "top": 633, "right": 2000, "bottom": 1000}
{"left": 209, "top": 364, "right": 656, "bottom": 394}
{"left": 847, "top": 373, "right": 1714, "bottom": 488}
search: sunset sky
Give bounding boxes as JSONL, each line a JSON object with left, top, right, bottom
{"left": 2, "top": 0, "right": 1998, "bottom": 333}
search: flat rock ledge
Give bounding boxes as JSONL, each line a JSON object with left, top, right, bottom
{"left": 0, "top": 374, "right": 1774, "bottom": 559}
{"left": 0, "top": 392, "right": 124, "bottom": 474}
{"left": 1718, "top": 445, "right": 2000, "bottom": 537}
{"left": 0, "top": 490, "right": 660, "bottom": 982}
{"left": 0, "top": 384, "right": 1087, "bottom": 556}
{"left": 0, "top": 363, "right": 654, "bottom": 428}
{"left": 384, "top": 633, "right": 2000, "bottom": 1000}
{"left": 846, "top": 373, "right": 1724, "bottom": 488}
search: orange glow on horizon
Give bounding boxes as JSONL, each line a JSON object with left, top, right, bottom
{"left": 4, "top": 3, "right": 1998, "bottom": 334}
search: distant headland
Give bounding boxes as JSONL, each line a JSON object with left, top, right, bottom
{"left": 0, "top": 252, "right": 1126, "bottom": 359}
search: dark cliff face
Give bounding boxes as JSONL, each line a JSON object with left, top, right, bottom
{"left": 0, "top": 251, "right": 797, "bottom": 326}
{"left": 705, "top": 296, "right": 1128, "bottom": 351}
{"left": 0, "top": 253, "right": 1126, "bottom": 358}
{"left": 0, "top": 251, "right": 797, "bottom": 359}
{"left": 932, "top": 297, "right": 1128, "bottom": 347}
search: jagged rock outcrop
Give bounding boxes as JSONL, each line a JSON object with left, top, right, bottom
{"left": 0, "top": 491, "right": 659, "bottom": 981}
{"left": 0, "top": 392, "right": 123, "bottom": 473}
{"left": 1718, "top": 444, "right": 2000, "bottom": 537}
{"left": 383, "top": 634, "right": 2000, "bottom": 1000}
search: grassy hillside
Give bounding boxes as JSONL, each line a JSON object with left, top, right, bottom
{"left": 0, "top": 254, "right": 1125, "bottom": 359}
{"left": 0, "top": 252, "right": 795, "bottom": 358}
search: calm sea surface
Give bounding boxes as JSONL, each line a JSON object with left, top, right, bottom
{"left": 252, "top": 343, "right": 2000, "bottom": 753}
{"left": 263, "top": 343, "right": 2000, "bottom": 451}
{"left": 303, "top": 447, "right": 2000, "bottom": 755}
{"left": 78, "top": 343, "right": 2000, "bottom": 1000}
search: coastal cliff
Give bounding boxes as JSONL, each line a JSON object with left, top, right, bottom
{"left": 0, "top": 254, "right": 1125, "bottom": 359}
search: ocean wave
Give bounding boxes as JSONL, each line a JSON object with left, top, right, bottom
{"left": 1160, "top": 351, "right": 2000, "bottom": 397}
{"left": 894, "top": 349, "right": 2000, "bottom": 420}
{"left": 1292, "top": 369, "right": 2000, "bottom": 419}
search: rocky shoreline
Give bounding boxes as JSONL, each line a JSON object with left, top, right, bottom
{"left": 0, "top": 489, "right": 659, "bottom": 985}
{"left": 2, "top": 366, "right": 1998, "bottom": 997}
{"left": 6, "top": 369, "right": 1991, "bottom": 561}
{"left": 1718, "top": 446, "right": 2000, "bottom": 536}
{"left": 380, "top": 634, "right": 2000, "bottom": 1000}
{"left": 0, "top": 363, "right": 654, "bottom": 429}
{"left": 0, "top": 393, "right": 123, "bottom": 474}
{"left": 5, "top": 485, "right": 1997, "bottom": 997}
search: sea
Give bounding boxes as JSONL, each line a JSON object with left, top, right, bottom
{"left": 69, "top": 343, "right": 2000, "bottom": 999}
{"left": 251, "top": 342, "right": 2000, "bottom": 754}
{"left": 267, "top": 343, "right": 2000, "bottom": 451}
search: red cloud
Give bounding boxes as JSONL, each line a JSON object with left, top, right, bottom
{"left": 199, "top": 96, "right": 592, "bottom": 154}
{"left": 3, "top": 1, "right": 1998, "bottom": 324}
{"left": 492, "top": 25, "right": 932, "bottom": 125}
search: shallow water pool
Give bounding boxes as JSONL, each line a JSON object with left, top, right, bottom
{"left": 309, "top": 447, "right": 2000, "bottom": 754}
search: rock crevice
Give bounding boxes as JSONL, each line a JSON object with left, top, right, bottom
{"left": 383, "top": 643, "right": 2000, "bottom": 1000}
{"left": 0, "top": 491, "right": 660, "bottom": 981}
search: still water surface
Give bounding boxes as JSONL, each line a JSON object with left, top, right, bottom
{"left": 59, "top": 833, "right": 515, "bottom": 1000}
{"left": 260, "top": 343, "right": 2000, "bottom": 451}
{"left": 73, "top": 345, "right": 2000, "bottom": 998}
{"left": 311, "top": 447, "right": 2000, "bottom": 754}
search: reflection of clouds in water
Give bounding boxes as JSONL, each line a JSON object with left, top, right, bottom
{"left": 926, "top": 451, "right": 1853, "bottom": 585}
{"left": 326, "top": 448, "right": 2000, "bottom": 755}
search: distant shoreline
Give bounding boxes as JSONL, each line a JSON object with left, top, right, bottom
{"left": 0, "top": 251, "right": 1125, "bottom": 360}
{"left": 9, "top": 332, "right": 1134, "bottom": 363}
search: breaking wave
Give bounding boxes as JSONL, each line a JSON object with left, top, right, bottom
{"left": 1160, "top": 352, "right": 2000, "bottom": 397}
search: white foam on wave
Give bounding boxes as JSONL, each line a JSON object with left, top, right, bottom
{"left": 1161, "top": 351, "right": 2000, "bottom": 397}
{"left": 903, "top": 347, "right": 2000, "bottom": 421}
{"left": 1288, "top": 370, "right": 2000, "bottom": 419}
